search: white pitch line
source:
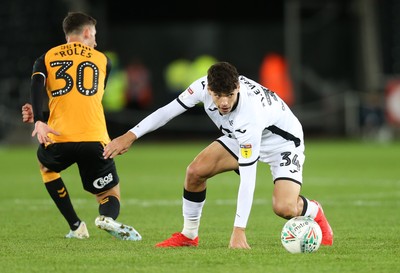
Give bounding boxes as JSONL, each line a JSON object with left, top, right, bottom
{"left": 12, "top": 198, "right": 270, "bottom": 208}
{"left": 12, "top": 198, "right": 399, "bottom": 209}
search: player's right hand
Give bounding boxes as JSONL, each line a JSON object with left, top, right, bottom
{"left": 103, "top": 131, "right": 137, "bottom": 159}
{"left": 22, "top": 103, "right": 34, "bottom": 123}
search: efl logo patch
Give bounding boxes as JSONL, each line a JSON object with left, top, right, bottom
{"left": 240, "top": 144, "right": 252, "bottom": 158}
{"left": 179, "top": 88, "right": 193, "bottom": 100}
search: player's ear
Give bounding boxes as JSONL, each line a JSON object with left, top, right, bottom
{"left": 207, "top": 86, "right": 212, "bottom": 95}
{"left": 82, "top": 26, "right": 90, "bottom": 38}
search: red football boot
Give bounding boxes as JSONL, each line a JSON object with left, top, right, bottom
{"left": 311, "top": 200, "right": 334, "bottom": 246}
{"left": 155, "top": 232, "right": 199, "bottom": 247}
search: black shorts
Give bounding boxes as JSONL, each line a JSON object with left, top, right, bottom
{"left": 37, "top": 142, "right": 119, "bottom": 194}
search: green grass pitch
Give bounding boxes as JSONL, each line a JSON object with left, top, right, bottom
{"left": 0, "top": 139, "right": 399, "bottom": 273}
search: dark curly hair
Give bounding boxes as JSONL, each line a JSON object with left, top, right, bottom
{"left": 207, "top": 62, "right": 239, "bottom": 95}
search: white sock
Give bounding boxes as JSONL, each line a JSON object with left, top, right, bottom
{"left": 304, "top": 198, "right": 319, "bottom": 219}
{"left": 181, "top": 197, "right": 205, "bottom": 239}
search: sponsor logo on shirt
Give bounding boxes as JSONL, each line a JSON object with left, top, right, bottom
{"left": 235, "top": 128, "right": 246, "bottom": 134}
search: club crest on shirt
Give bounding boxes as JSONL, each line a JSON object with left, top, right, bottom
{"left": 240, "top": 144, "right": 252, "bottom": 158}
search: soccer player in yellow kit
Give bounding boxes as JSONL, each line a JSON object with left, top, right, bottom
{"left": 25, "top": 11, "right": 141, "bottom": 240}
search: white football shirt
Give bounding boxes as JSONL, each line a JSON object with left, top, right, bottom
{"left": 130, "top": 75, "right": 304, "bottom": 228}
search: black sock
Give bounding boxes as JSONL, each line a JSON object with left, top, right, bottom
{"left": 299, "top": 195, "right": 308, "bottom": 216}
{"left": 45, "top": 178, "right": 81, "bottom": 230}
{"left": 183, "top": 188, "right": 206, "bottom": 202}
{"left": 99, "top": 195, "right": 120, "bottom": 220}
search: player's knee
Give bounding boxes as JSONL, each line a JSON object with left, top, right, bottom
{"left": 39, "top": 165, "right": 60, "bottom": 183}
{"left": 272, "top": 200, "right": 297, "bottom": 219}
{"left": 186, "top": 161, "right": 210, "bottom": 183}
{"left": 186, "top": 163, "right": 201, "bottom": 181}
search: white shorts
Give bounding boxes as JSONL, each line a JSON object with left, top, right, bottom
{"left": 217, "top": 135, "right": 305, "bottom": 185}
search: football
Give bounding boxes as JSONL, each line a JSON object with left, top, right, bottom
{"left": 280, "top": 216, "right": 322, "bottom": 254}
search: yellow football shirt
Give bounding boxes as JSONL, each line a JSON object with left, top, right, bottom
{"left": 34, "top": 42, "right": 111, "bottom": 143}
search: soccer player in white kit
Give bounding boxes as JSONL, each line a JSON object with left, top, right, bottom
{"left": 103, "top": 61, "right": 333, "bottom": 249}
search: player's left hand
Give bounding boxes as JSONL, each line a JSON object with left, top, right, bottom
{"left": 229, "top": 227, "right": 251, "bottom": 249}
{"left": 32, "top": 121, "right": 60, "bottom": 144}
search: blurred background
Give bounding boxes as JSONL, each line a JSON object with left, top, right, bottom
{"left": 1, "top": 0, "right": 399, "bottom": 144}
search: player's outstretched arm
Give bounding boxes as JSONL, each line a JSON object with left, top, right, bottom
{"left": 103, "top": 131, "right": 137, "bottom": 159}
